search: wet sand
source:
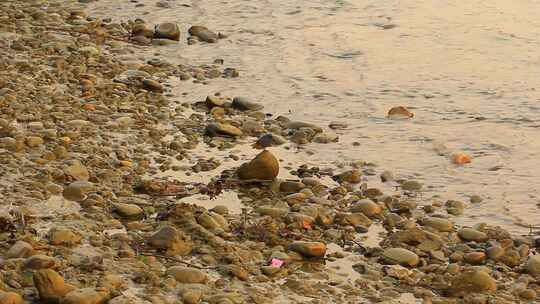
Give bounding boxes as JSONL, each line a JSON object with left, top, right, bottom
{"left": 87, "top": 0, "right": 540, "bottom": 234}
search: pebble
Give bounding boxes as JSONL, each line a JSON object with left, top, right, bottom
{"left": 447, "top": 270, "right": 497, "bottom": 296}
{"left": 206, "top": 123, "right": 243, "bottom": 137}
{"left": 387, "top": 106, "right": 414, "bottom": 118}
{"left": 288, "top": 241, "right": 327, "bottom": 258}
{"left": 6, "top": 241, "right": 33, "bottom": 259}
{"left": 113, "top": 203, "right": 144, "bottom": 219}
{"left": 464, "top": 252, "right": 486, "bottom": 265}
{"left": 64, "top": 161, "right": 90, "bottom": 181}
{"left": 63, "top": 181, "right": 94, "bottom": 201}
{"left": 49, "top": 227, "right": 82, "bottom": 246}
{"left": 381, "top": 248, "right": 419, "bottom": 267}
{"left": 25, "top": 136, "right": 44, "bottom": 147}
{"left": 279, "top": 181, "right": 306, "bottom": 193}
{"left": 350, "top": 199, "right": 382, "bottom": 217}
{"left": 148, "top": 226, "right": 192, "bottom": 256}
{"left": 422, "top": 217, "right": 453, "bottom": 232}
{"left": 167, "top": 266, "right": 208, "bottom": 284}
{"left": 458, "top": 228, "right": 488, "bottom": 242}
{"left": 232, "top": 97, "right": 263, "bottom": 111}
{"left": 154, "top": 22, "right": 180, "bottom": 41}
{"left": 24, "top": 254, "right": 57, "bottom": 270}
{"left": 0, "top": 292, "right": 23, "bottom": 304}
{"left": 525, "top": 255, "right": 540, "bottom": 276}
{"left": 188, "top": 25, "right": 219, "bottom": 43}
{"left": 401, "top": 180, "right": 422, "bottom": 191}
{"left": 142, "top": 79, "right": 164, "bottom": 92}
{"left": 63, "top": 288, "right": 109, "bottom": 304}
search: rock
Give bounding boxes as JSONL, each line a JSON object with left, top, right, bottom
{"left": 232, "top": 97, "right": 263, "bottom": 111}
{"left": 517, "top": 289, "right": 537, "bottom": 300}
{"left": 6, "top": 240, "right": 33, "bottom": 258}
{"left": 80, "top": 46, "right": 100, "bottom": 57}
{"left": 167, "top": 266, "right": 208, "bottom": 284}
{"left": 470, "top": 195, "right": 483, "bottom": 204}
{"left": 328, "top": 121, "right": 348, "bottom": 130}
{"left": 290, "top": 128, "right": 316, "bottom": 144}
{"left": 49, "top": 227, "right": 81, "bottom": 246}
{"left": 342, "top": 212, "right": 372, "bottom": 227}
{"left": 24, "top": 254, "right": 57, "bottom": 269}
{"left": 188, "top": 26, "right": 218, "bottom": 43}
{"left": 525, "top": 255, "right": 540, "bottom": 276}
{"left": 350, "top": 199, "right": 382, "bottom": 217}
{"left": 500, "top": 249, "right": 521, "bottom": 267}
{"left": 279, "top": 181, "right": 305, "bottom": 193}
{"left": 313, "top": 132, "right": 339, "bottom": 144}
{"left": 422, "top": 217, "right": 453, "bottom": 232}
{"left": 252, "top": 133, "right": 286, "bottom": 149}
{"left": 205, "top": 123, "right": 243, "bottom": 137}
{"left": 334, "top": 170, "right": 362, "bottom": 184}
{"left": 255, "top": 207, "right": 288, "bottom": 218}
{"left": 447, "top": 270, "right": 496, "bottom": 296}
{"left": 381, "top": 248, "right": 419, "bottom": 267}
{"left": 380, "top": 171, "right": 394, "bottom": 182}
{"left": 226, "top": 265, "right": 249, "bottom": 281}
{"left": 206, "top": 95, "right": 225, "bottom": 108}
{"left": 285, "top": 193, "right": 307, "bottom": 205}
{"left": 154, "top": 23, "right": 180, "bottom": 41}
{"left": 284, "top": 121, "right": 323, "bottom": 133}
{"left": 237, "top": 150, "right": 279, "bottom": 180}
{"left": 486, "top": 246, "right": 504, "bottom": 260}
{"left": 384, "top": 265, "right": 412, "bottom": 280}
{"left": 458, "top": 228, "right": 488, "bottom": 242}
{"left": 25, "top": 136, "right": 44, "bottom": 147}
{"left": 197, "top": 212, "right": 221, "bottom": 230}
{"left": 142, "top": 79, "right": 164, "bottom": 92}
{"left": 131, "top": 23, "right": 154, "bottom": 38}
{"left": 401, "top": 180, "right": 422, "bottom": 191}
{"left": 148, "top": 226, "right": 192, "bottom": 256}
{"left": 64, "top": 161, "right": 89, "bottom": 181}
{"left": 63, "top": 288, "right": 109, "bottom": 304}
{"left": 288, "top": 241, "right": 326, "bottom": 258}
{"left": 182, "top": 290, "right": 203, "bottom": 304}
{"left": 0, "top": 292, "right": 23, "bottom": 304}
{"left": 113, "top": 203, "right": 144, "bottom": 219}
{"left": 464, "top": 252, "right": 486, "bottom": 265}
{"left": 387, "top": 106, "right": 414, "bottom": 118}
{"left": 33, "top": 269, "right": 75, "bottom": 303}
{"left": 63, "top": 181, "right": 94, "bottom": 201}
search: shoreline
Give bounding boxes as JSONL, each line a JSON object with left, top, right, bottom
{"left": 0, "top": 1, "right": 539, "bottom": 303}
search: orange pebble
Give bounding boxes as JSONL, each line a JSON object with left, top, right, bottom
{"left": 82, "top": 104, "right": 96, "bottom": 111}
{"left": 451, "top": 152, "right": 472, "bottom": 165}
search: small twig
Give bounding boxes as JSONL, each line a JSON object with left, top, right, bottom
{"left": 138, "top": 252, "right": 217, "bottom": 270}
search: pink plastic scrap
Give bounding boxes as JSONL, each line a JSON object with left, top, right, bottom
{"left": 270, "top": 258, "right": 284, "bottom": 268}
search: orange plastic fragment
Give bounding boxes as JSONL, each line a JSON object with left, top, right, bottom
{"left": 451, "top": 152, "right": 472, "bottom": 165}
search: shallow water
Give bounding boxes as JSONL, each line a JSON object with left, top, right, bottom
{"left": 89, "top": 0, "right": 540, "bottom": 234}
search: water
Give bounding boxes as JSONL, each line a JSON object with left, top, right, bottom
{"left": 88, "top": 0, "right": 540, "bottom": 234}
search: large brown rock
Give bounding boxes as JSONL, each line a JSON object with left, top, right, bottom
{"left": 33, "top": 269, "right": 75, "bottom": 303}
{"left": 237, "top": 150, "right": 279, "bottom": 180}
